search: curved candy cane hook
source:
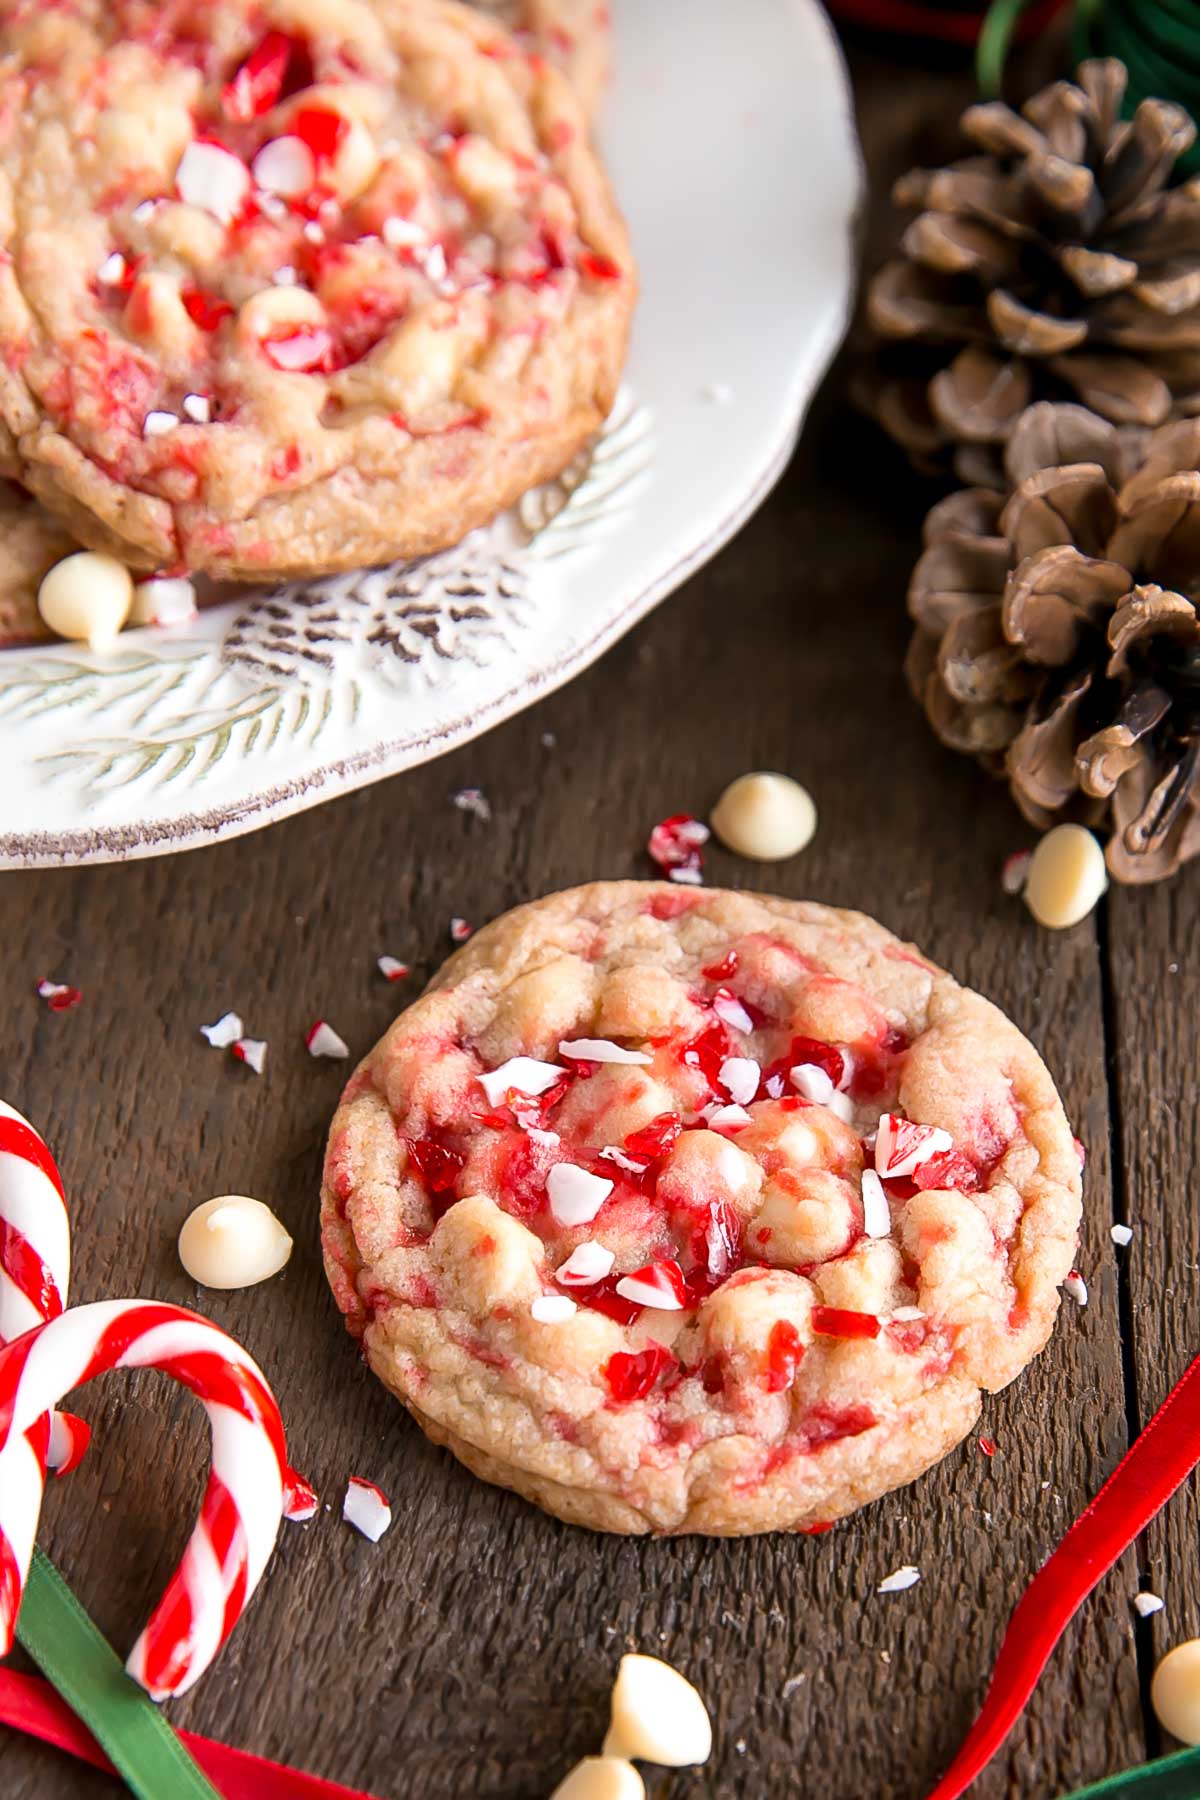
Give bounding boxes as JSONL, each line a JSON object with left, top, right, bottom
{"left": 0, "top": 1101, "right": 89, "bottom": 1475}
{"left": 0, "top": 1300, "right": 288, "bottom": 1699}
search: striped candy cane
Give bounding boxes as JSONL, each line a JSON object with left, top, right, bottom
{"left": 0, "top": 1299, "right": 288, "bottom": 1699}
{"left": 0, "top": 1101, "right": 89, "bottom": 1476}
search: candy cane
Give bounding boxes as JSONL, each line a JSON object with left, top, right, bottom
{"left": 0, "top": 1101, "right": 89, "bottom": 1475}
{"left": 0, "top": 1299, "right": 288, "bottom": 1699}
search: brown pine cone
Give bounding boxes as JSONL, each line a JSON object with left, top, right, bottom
{"left": 864, "top": 59, "right": 1200, "bottom": 486}
{"left": 907, "top": 402, "right": 1200, "bottom": 883}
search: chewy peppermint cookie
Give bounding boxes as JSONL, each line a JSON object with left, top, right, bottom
{"left": 0, "top": 0, "right": 634, "bottom": 580}
{"left": 322, "top": 883, "right": 1082, "bottom": 1535}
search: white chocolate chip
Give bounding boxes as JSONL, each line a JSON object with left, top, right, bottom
{"left": 37, "top": 552, "right": 133, "bottom": 651}
{"left": 181, "top": 392, "right": 212, "bottom": 423}
{"left": 143, "top": 410, "right": 180, "bottom": 437}
{"left": 547, "top": 1164, "right": 613, "bottom": 1228}
{"left": 710, "top": 772, "right": 817, "bottom": 862}
{"left": 252, "top": 135, "right": 316, "bottom": 198}
{"left": 175, "top": 139, "right": 250, "bottom": 224}
{"left": 1153, "top": 1641, "right": 1200, "bottom": 1744}
{"left": 860, "top": 1168, "right": 890, "bottom": 1238}
{"left": 550, "top": 1758, "right": 645, "bottom": 1800}
{"left": 531, "top": 1294, "right": 577, "bottom": 1323}
{"left": 1024, "top": 825, "right": 1108, "bottom": 930}
{"left": 603, "top": 1654, "right": 712, "bottom": 1767}
{"left": 1111, "top": 1223, "right": 1133, "bottom": 1247}
{"left": 177, "top": 1195, "right": 293, "bottom": 1289}
{"left": 790, "top": 1063, "right": 834, "bottom": 1104}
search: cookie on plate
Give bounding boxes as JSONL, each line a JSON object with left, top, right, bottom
{"left": 0, "top": 0, "right": 634, "bottom": 581}
{"left": 322, "top": 882, "right": 1082, "bottom": 1536}
{"left": 469, "top": 2, "right": 612, "bottom": 117}
{"left": 0, "top": 486, "right": 77, "bottom": 645}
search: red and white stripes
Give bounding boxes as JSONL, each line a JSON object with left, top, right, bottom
{"left": 0, "top": 1101, "right": 88, "bottom": 1480}
{"left": 0, "top": 1299, "right": 288, "bottom": 1698}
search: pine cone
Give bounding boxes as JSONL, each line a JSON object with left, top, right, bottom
{"left": 907, "top": 401, "right": 1200, "bottom": 882}
{"left": 864, "top": 59, "right": 1200, "bottom": 485}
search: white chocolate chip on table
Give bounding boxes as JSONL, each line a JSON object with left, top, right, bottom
{"left": 603, "top": 1654, "right": 713, "bottom": 1767}
{"left": 1153, "top": 1641, "right": 1200, "bottom": 1745}
{"left": 549, "top": 1759, "right": 644, "bottom": 1800}
{"left": 37, "top": 553, "right": 133, "bottom": 651}
{"left": 710, "top": 772, "right": 817, "bottom": 861}
{"left": 1023, "top": 825, "right": 1108, "bottom": 930}
{"left": 177, "top": 1196, "right": 293, "bottom": 1290}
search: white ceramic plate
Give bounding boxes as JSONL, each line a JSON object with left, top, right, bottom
{"left": 0, "top": 0, "right": 861, "bottom": 868}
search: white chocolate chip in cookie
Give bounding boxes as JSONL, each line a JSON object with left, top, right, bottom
{"left": 711, "top": 772, "right": 817, "bottom": 861}
{"left": 37, "top": 552, "right": 133, "bottom": 651}
{"left": 603, "top": 1653, "right": 713, "bottom": 1767}
{"left": 1153, "top": 1641, "right": 1200, "bottom": 1745}
{"left": 178, "top": 1196, "right": 293, "bottom": 1289}
{"left": 550, "top": 1758, "right": 644, "bottom": 1800}
{"left": 1024, "top": 825, "right": 1108, "bottom": 930}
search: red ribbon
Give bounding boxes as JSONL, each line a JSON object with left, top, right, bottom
{"left": 0, "top": 1668, "right": 389, "bottom": 1800}
{"left": 928, "top": 1354, "right": 1200, "bottom": 1799}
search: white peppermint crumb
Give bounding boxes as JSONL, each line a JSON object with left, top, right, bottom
{"left": 200, "top": 1011, "right": 243, "bottom": 1048}
{"left": 131, "top": 200, "right": 159, "bottom": 223}
{"left": 880, "top": 1650, "right": 892, "bottom": 1666}
{"left": 98, "top": 251, "right": 126, "bottom": 285}
{"left": 233, "top": 1036, "right": 267, "bottom": 1075}
{"left": 598, "top": 1145, "right": 648, "bottom": 1175}
{"left": 1168, "top": 962, "right": 1179, "bottom": 975}
{"left": 1111, "top": 1223, "right": 1133, "bottom": 1247}
{"left": 860, "top": 1168, "right": 890, "bottom": 1239}
{"left": 877, "top": 1565, "right": 921, "bottom": 1594}
{"left": 541, "top": 731, "right": 557, "bottom": 748}
{"left": 702, "top": 382, "right": 734, "bottom": 404}
{"left": 669, "top": 865, "right": 704, "bottom": 886}
{"left": 734, "top": 1740, "right": 746, "bottom": 1755}
{"left": 452, "top": 786, "right": 492, "bottom": 823}
{"left": 531, "top": 1294, "right": 576, "bottom": 1324}
{"left": 1134, "top": 1592, "right": 1164, "bottom": 1618}
{"left": 713, "top": 991, "right": 754, "bottom": 1034}
{"left": 889, "top": 1306, "right": 926, "bottom": 1323}
{"left": 303, "top": 221, "right": 325, "bottom": 244}
{"left": 1062, "top": 1271, "right": 1089, "bottom": 1306}
{"left": 181, "top": 393, "right": 211, "bottom": 424}
{"left": 272, "top": 265, "right": 300, "bottom": 286}
{"left": 781, "top": 1674, "right": 806, "bottom": 1700}
{"left": 143, "top": 410, "right": 180, "bottom": 437}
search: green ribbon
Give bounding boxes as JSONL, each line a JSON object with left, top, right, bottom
{"left": 1065, "top": 1747, "right": 1200, "bottom": 1798}
{"left": 15, "top": 1547, "right": 222, "bottom": 1800}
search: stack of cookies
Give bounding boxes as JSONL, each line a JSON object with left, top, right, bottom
{"left": 0, "top": 0, "right": 633, "bottom": 642}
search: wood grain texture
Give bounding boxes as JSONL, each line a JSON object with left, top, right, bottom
{"left": 0, "top": 39, "right": 1172, "bottom": 1800}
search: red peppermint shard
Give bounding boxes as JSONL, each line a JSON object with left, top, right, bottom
{"left": 647, "top": 813, "right": 709, "bottom": 884}
{"left": 623, "top": 1111, "right": 682, "bottom": 1162}
{"left": 36, "top": 979, "right": 82, "bottom": 1013}
{"left": 377, "top": 955, "right": 411, "bottom": 982}
{"left": 406, "top": 1135, "right": 464, "bottom": 1195}
{"left": 282, "top": 1469, "right": 319, "bottom": 1522}
{"left": 614, "top": 1258, "right": 689, "bottom": 1312}
{"left": 875, "top": 1113, "right": 953, "bottom": 1181}
{"left": 450, "top": 918, "right": 473, "bottom": 944}
{"left": 222, "top": 31, "right": 294, "bottom": 123}
{"left": 603, "top": 1340, "right": 677, "bottom": 1404}
{"left": 810, "top": 1305, "right": 880, "bottom": 1340}
{"left": 764, "top": 1319, "right": 804, "bottom": 1392}
{"left": 182, "top": 287, "right": 234, "bottom": 331}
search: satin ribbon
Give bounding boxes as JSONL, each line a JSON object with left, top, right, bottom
{"left": 928, "top": 1354, "right": 1200, "bottom": 1799}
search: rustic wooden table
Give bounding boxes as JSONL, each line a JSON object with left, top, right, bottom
{"left": 1, "top": 35, "right": 1194, "bottom": 1800}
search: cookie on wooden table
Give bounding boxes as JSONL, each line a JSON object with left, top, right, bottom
{"left": 322, "top": 882, "right": 1082, "bottom": 1535}
{"left": 469, "top": 1, "right": 612, "bottom": 118}
{"left": 0, "top": 0, "right": 634, "bottom": 581}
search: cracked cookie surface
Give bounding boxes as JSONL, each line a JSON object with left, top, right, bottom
{"left": 0, "top": 0, "right": 633, "bottom": 580}
{"left": 321, "top": 882, "right": 1082, "bottom": 1535}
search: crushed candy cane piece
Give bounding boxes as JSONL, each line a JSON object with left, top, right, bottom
{"left": 557, "top": 1241, "right": 616, "bottom": 1287}
{"left": 176, "top": 139, "right": 251, "bottom": 223}
{"left": 877, "top": 1565, "right": 921, "bottom": 1594}
{"left": 532, "top": 1294, "right": 577, "bottom": 1324}
{"left": 252, "top": 134, "right": 316, "bottom": 197}
{"left": 712, "top": 990, "right": 754, "bottom": 1035}
{"left": 599, "top": 1146, "right": 649, "bottom": 1175}
{"left": 36, "top": 980, "right": 82, "bottom": 1013}
{"left": 860, "top": 1168, "right": 890, "bottom": 1239}
{"left": 548, "top": 1164, "right": 613, "bottom": 1228}
{"left": 143, "top": 410, "right": 180, "bottom": 437}
{"left": 1001, "top": 850, "right": 1032, "bottom": 895}
{"left": 383, "top": 214, "right": 427, "bottom": 248}
{"left": 478, "top": 1057, "right": 563, "bottom": 1108}
{"left": 718, "top": 1057, "right": 760, "bottom": 1105}
{"left": 342, "top": 1476, "right": 391, "bottom": 1542}
{"left": 1111, "top": 1223, "right": 1133, "bottom": 1247}
{"left": 559, "top": 1039, "right": 652, "bottom": 1065}
{"left": 875, "top": 1114, "right": 953, "bottom": 1181}
{"left": 129, "top": 576, "right": 198, "bottom": 626}
{"left": 200, "top": 1011, "right": 243, "bottom": 1048}
{"left": 647, "top": 814, "right": 709, "bottom": 883}
{"left": 615, "top": 1259, "right": 688, "bottom": 1312}
{"left": 791, "top": 1063, "right": 834, "bottom": 1104}
{"left": 452, "top": 786, "right": 492, "bottom": 822}
{"left": 979, "top": 1436, "right": 996, "bottom": 1458}
{"left": 705, "top": 1103, "right": 753, "bottom": 1132}
{"left": 377, "top": 955, "right": 410, "bottom": 981}
{"left": 181, "top": 392, "right": 212, "bottom": 423}
{"left": 1134, "top": 1592, "right": 1165, "bottom": 1618}
{"left": 232, "top": 1037, "right": 267, "bottom": 1074}
{"left": 449, "top": 918, "right": 473, "bottom": 943}
{"left": 826, "top": 1090, "right": 855, "bottom": 1125}
{"left": 306, "top": 1020, "right": 349, "bottom": 1059}
{"left": 526, "top": 1127, "right": 560, "bottom": 1149}
{"left": 282, "top": 1471, "right": 319, "bottom": 1523}
{"left": 889, "top": 1306, "right": 926, "bottom": 1323}
{"left": 1063, "top": 1269, "right": 1088, "bottom": 1306}
{"left": 98, "top": 251, "right": 127, "bottom": 286}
